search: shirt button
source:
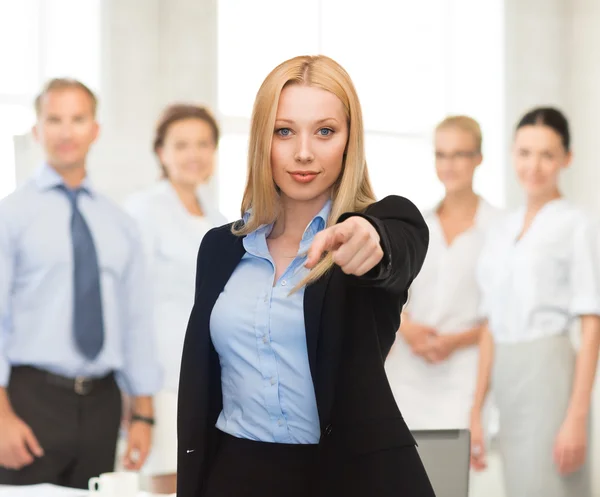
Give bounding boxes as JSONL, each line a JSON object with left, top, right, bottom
{"left": 263, "top": 335, "right": 268, "bottom": 344}
{"left": 278, "top": 419, "right": 284, "bottom": 426}
{"left": 270, "top": 377, "right": 276, "bottom": 385}
{"left": 281, "top": 280, "right": 287, "bottom": 286}
{"left": 264, "top": 294, "right": 269, "bottom": 303}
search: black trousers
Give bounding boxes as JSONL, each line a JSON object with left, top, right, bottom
{"left": 0, "top": 366, "right": 122, "bottom": 489}
{"left": 204, "top": 430, "right": 319, "bottom": 497}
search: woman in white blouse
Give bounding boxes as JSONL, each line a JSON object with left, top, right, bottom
{"left": 385, "top": 116, "right": 500, "bottom": 430}
{"left": 125, "top": 104, "right": 227, "bottom": 494}
{"left": 470, "top": 107, "right": 600, "bottom": 497}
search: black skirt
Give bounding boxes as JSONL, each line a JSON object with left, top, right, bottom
{"left": 203, "top": 430, "right": 319, "bottom": 497}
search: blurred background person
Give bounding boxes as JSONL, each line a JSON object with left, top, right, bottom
{"left": 386, "top": 115, "right": 500, "bottom": 433}
{"left": 471, "top": 107, "right": 600, "bottom": 497}
{"left": 125, "top": 104, "right": 226, "bottom": 494}
{"left": 0, "top": 79, "right": 160, "bottom": 489}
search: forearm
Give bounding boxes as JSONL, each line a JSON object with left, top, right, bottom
{"left": 471, "top": 324, "right": 494, "bottom": 416}
{"left": 451, "top": 324, "right": 484, "bottom": 350}
{"left": 132, "top": 396, "right": 154, "bottom": 418}
{"left": 398, "top": 312, "right": 413, "bottom": 338}
{"left": 0, "top": 388, "right": 14, "bottom": 417}
{"left": 567, "top": 316, "right": 600, "bottom": 421}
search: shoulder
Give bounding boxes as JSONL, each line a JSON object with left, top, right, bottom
{"left": 123, "top": 183, "right": 170, "bottom": 217}
{"left": 93, "top": 191, "right": 143, "bottom": 239}
{"left": 0, "top": 180, "right": 39, "bottom": 211}
{"left": 199, "top": 222, "right": 239, "bottom": 252}
{"left": 0, "top": 180, "right": 44, "bottom": 232}
{"left": 559, "top": 200, "right": 597, "bottom": 223}
{"left": 558, "top": 201, "right": 600, "bottom": 239}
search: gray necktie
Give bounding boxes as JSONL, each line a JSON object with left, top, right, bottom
{"left": 59, "top": 186, "right": 104, "bottom": 359}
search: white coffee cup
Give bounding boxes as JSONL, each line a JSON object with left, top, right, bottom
{"left": 88, "top": 471, "right": 139, "bottom": 497}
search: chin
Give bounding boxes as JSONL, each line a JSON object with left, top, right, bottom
{"left": 279, "top": 185, "right": 330, "bottom": 204}
{"left": 53, "top": 158, "right": 85, "bottom": 170}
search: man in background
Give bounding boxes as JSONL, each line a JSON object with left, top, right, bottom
{"left": 0, "top": 78, "right": 161, "bottom": 488}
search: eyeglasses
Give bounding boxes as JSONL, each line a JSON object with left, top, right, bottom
{"left": 435, "top": 151, "right": 480, "bottom": 161}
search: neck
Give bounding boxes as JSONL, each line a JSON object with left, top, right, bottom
{"left": 438, "top": 188, "right": 478, "bottom": 216}
{"left": 50, "top": 162, "right": 87, "bottom": 189}
{"left": 170, "top": 180, "right": 202, "bottom": 214}
{"left": 526, "top": 188, "right": 562, "bottom": 215}
{"left": 270, "top": 194, "right": 329, "bottom": 240}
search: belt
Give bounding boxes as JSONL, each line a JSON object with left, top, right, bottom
{"left": 11, "top": 366, "right": 115, "bottom": 396}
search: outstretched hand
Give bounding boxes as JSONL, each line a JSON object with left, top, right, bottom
{"left": 306, "top": 216, "right": 383, "bottom": 276}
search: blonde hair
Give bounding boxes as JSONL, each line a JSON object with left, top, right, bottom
{"left": 35, "top": 78, "right": 98, "bottom": 117}
{"left": 233, "top": 55, "right": 376, "bottom": 287}
{"left": 435, "top": 115, "right": 482, "bottom": 153}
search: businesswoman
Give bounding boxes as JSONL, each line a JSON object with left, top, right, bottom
{"left": 176, "top": 55, "right": 434, "bottom": 497}
{"left": 386, "top": 115, "right": 500, "bottom": 431}
{"left": 471, "top": 107, "right": 600, "bottom": 497}
{"left": 125, "top": 104, "right": 226, "bottom": 494}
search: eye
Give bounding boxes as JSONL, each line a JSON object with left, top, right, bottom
{"left": 318, "top": 128, "right": 334, "bottom": 137}
{"left": 275, "top": 128, "right": 292, "bottom": 137}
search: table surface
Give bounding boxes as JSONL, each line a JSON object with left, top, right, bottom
{"left": 0, "top": 484, "right": 169, "bottom": 496}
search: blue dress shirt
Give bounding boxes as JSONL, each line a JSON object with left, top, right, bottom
{"left": 210, "top": 201, "right": 332, "bottom": 444}
{"left": 0, "top": 164, "right": 161, "bottom": 395}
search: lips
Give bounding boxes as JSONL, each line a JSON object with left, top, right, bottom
{"left": 289, "top": 171, "right": 319, "bottom": 184}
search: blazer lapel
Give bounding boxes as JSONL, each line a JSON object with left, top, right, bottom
{"left": 206, "top": 231, "right": 246, "bottom": 305}
{"left": 303, "top": 269, "right": 333, "bottom": 379}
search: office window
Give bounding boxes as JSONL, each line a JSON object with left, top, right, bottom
{"left": 217, "top": 0, "right": 504, "bottom": 216}
{"left": 0, "top": 0, "right": 101, "bottom": 200}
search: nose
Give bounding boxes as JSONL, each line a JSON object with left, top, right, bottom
{"left": 294, "top": 133, "right": 314, "bottom": 163}
{"left": 58, "top": 122, "right": 75, "bottom": 140}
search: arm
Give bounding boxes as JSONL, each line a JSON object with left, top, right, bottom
{"left": 0, "top": 207, "right": 44, "bottom": 469}
{"left": 398, "top": 311, "right": 437, "bottom": 356}
{"left": 0, "top": 208, "right": 13, "bottom": 387}
{"left": 118, "top": 223, "right": 162, "bottom": 470}
{"left": 470, "top": 324, "right": 494, "bottom": 417}
{"left": 426, "top": 324, "right": 484, "bottom": 363}
{"left": 469, "top": 324, "right": 494, "bottom": 470}
{"left": 333, "top": 195, "right": 429, "bottom": 292}
{"left": 552, "top": 315, "right": 600, "bottom": 476}
{"left": 567, "top": 315, "right": 600, "bottom": 422}
{"left": 552, "top": 215, "right": 600, "bottom": 475}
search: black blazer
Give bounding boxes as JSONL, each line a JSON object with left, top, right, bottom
{"left": 177, "top": 195, "right": 433, "bottom": 497}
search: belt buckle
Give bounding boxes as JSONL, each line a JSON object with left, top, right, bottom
{"left": 74, "top": 376, "right": 91, "bottom": 395}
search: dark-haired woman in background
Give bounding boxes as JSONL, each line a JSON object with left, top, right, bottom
{"left": 470, "top": 107, "right": 600, "bottom": 497}
{"left": 125, "top": 104, "right": 227, "bottom": 494}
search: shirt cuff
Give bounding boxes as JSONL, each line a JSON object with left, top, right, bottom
{"left": 0, "top": 359, "right": 10, "bottom": 388}
{"left": 570, "top": 296, "right": 600, "bottom": 317}
{"left": 115, "top": 368, "right": 162, "bottom": 397}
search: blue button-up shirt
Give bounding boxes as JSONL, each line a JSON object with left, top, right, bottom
{"left": 210, "top": 201, "right": 331, "bottom": 444}
{"left": 0, "top": 164, "right": 161, "bottom": 395}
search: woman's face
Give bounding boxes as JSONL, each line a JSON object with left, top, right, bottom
{"left": 158, "top": 118, "right": 216, "bottom": 187}
{"left": 270, "top": 84, "right": 348, "bottom": 207}
{"left": 513, "top": 124, "right": 570, "bottom": 199}
{"left": 434, "top": 127, "right": 481, "bottom": 195}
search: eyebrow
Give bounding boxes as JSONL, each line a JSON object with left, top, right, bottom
{"left": 275, "top": 118, "right": 340, "bottom": 125}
